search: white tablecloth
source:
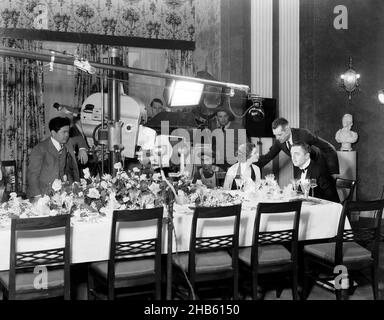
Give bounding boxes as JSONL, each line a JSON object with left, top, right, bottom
{"left": 0, "top": 197, "right": 346, "bottom": 271}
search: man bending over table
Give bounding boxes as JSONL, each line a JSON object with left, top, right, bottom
{"left": 291, "top": 142, "right": 339, "bottom": 203}
{"left": 27, "top": 117, "right": 80, "bottom": 199}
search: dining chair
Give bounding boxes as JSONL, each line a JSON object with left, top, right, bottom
{"left": 303, "top": 199, "right": 384, "bottom": 300}
{"left": 336, "top": 178, "right": 356, "bottom": 204}
{"left": 0, "top": 215, "right": 71, "bottom": 300}
{"left": 238, "top": 201, "right": 302, "bottom": 300}
{"left": 87, "top": 207, "right": 163, "bottom": 300}
{"left": 172, "top": 204, "right": 241, "bottom": 300}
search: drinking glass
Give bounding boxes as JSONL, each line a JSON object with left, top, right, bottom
{"left": 290, "top": 179, "right": 299, "bottom": 194}
{"left": 234, "top": 176, "right": 243, "bottom": 191}
{"left": 300, "top": 179, "right": 311, "bottom": 199}
{"left": 310, "top": 178, "right": 317, "bottom": 197}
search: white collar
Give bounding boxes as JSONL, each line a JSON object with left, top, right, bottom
{"left": 299, "top": 158, "right": 311, "bottom": 170}
{"left": 51, "top": 137, "right": 62, "bottom": 151}
{"left": 288, "top": 134, "right": 293, "bottom": 145}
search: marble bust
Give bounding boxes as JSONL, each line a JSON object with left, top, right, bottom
{"left": 335, "top": 113, "right": 358, "bottom": 151}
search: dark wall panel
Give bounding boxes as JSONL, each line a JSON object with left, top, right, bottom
{"left": 300, "top": 0, "right": 384, "bottom": 199}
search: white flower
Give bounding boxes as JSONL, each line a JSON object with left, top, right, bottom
{"left": 121, "top": 172, "right": 129, "bottom": 180}
{"left": 140, "top": 174, "right": 147, "bottom": 181}
{"left": 114, "top": 162, "right": 122, "bottom": 170}
{"left": 78, "top": 191, "right": 84, "bottom": 197}
{"left": 90, "top": 202, "right": 97, "bottom": 210}
{"left": 132, "top": 167, "right": 140, "bottom": 173}
{"left": 148, "top": 182, "right": 160, "bottom": 195}
{"left": 100, "top": 181, "right": 108, "bottom": 189}
{"left": 123, "top": 196, "right": 130, "bottom": 203}
{"left": 9, "top": 192, "right": 18, "bottom": 200}
{"left": 83, "top": 168, "right": 91, "bottom": 179}
{"left": 80, "top": 179, "right": 87, "bottom": 187}
{"left": 126, "top": 183, "right": 132, "bottom": 189}
{"left": 87, "top": 188, "right": 101, "bottom": 199}
{"left": 152, "top": 173, "right": 161, "bottom": 181}
{"left": 52, "top": 179, "right": 62, "bottom": 192}
{"left": 102, "top": 174, "right": 112, "bottom": 181}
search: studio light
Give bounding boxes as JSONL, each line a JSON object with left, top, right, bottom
{"left": 168, "top": 80, "right": 204, "bottom": 107}
{"left": 247, "top": 95, "right": 265, "bottom": 122}
{"left": 378, "top": 89, "right": 384, "bottom": 104}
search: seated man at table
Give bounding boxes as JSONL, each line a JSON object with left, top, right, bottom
{"left": 223, "top": 143, "right": 261, "bottom": 190}
{"left": 291, "top": 142, "right": 339, "bottom": 202}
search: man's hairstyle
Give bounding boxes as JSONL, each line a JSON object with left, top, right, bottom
{"left": 272, "top": 117, "right": 289, "bottom": 130}
{"left": 150, "top": 98, "right": 163, "bottom": 107}
{"left": 49, "top": 117, "right": 70, "bottom": 132}
{"left": 291, "top": 142, "right": 311, "bottom": 154}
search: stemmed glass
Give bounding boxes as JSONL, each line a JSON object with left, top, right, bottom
{"left": 310, "top": 178, "right": 317, "bottom": 197}
{"left": 300, "top": 179, "right": 311, "bottom": 199}
{"left": 291, "top": 179, "right": 300, "bottom": 195}
{"left": 234, "top": 176, "right": 244, "bottom": 191}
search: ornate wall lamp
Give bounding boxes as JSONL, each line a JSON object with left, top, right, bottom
{"left": 340, "top": 57, "right": 360, "bottom": 100}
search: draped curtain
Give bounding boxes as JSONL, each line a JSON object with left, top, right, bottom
{"left": 0, "top": 39, "right": 46, "bottom": 193}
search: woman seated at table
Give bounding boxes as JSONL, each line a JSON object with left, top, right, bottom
{"left": 192, "top": 151, "right": 222, "bottom": 188}
{"left": 223, "top": 143, "right": 261, "bottom": 190}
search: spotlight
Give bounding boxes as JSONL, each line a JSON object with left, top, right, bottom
{"left": 247, "top": 96, "right": 265, "bottom": 122}
{"left": 378, "top": 89, "right": 384, "bottom": 104}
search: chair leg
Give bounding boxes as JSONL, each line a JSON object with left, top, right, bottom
{"left": 292, "top": 266, "right": 299, "bottom": 300}
{"left": 372, "top": 265, "right": 379, "bottom": 300}
{"left": 303, "top": 258, "right": 310, "bottom": 300}
{"left": 251, "top": 271, "right": 259, "bottom": 300}
{"left": 87, "top": 271, "right": 95, "bottom": 300}
{"left": 233, "top": 271, "right": 239, "bottom": 300}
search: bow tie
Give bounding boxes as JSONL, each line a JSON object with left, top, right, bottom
{"left": 301, "top": 167, "right": 308, "bottom": 174}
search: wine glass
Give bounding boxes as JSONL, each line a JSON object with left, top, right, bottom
{"left": 310, "top": 178, "right": 317, "bottom": 197}
{"left": 290, "top": 179, "right": 299, "bottom": 195}
{"left": 300, "top": 179, "right": 311, "bottom": 199}
{"left": 234, "top": 176, "right": 243, "bottom": 191}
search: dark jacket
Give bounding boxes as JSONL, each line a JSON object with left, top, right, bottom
{"left": 27, "top": 137, "right": 80, "bottom": 198}
{"left": 257, "top": 128, "right": 339, "bottom": 175}
{"left": 294, "top": 160, "right": 340, "bottom": 203}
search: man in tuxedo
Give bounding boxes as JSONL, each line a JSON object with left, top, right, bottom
{"left": 291, "top": 142, "right": 339, "bottom": 202}
{"left": 27, "top": 117, "right": 80, "bottom": 198}
{"left": 209, "top": 108, "right": 248, "bottom": 170}
{"left": 256, "top": 117, "right": 339, "bottom": 177}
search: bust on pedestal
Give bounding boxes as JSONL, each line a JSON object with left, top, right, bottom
{"left": 335, "top": 114, "right": 358, "bottom": 151}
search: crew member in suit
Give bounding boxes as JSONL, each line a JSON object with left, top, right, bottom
{"left": 256, "top": 117, "right": 339, "bottom": 178}
{"left": 209, "top": 108, "right": 248, "bottom": 170}
{"left": 291, "top": 142, "right": 339, "bottom": 202}
{"left": 27, "top": 117, "right": 80, "bottom": 198}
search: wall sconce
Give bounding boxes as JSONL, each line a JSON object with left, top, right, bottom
{"left": 377, "top": 89, "right": 384, "bottom": 104}
{"left": 340, "top": 57, "right": 360, "bottom": 100}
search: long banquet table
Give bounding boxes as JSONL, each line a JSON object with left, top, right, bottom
{"left": 0, "top": 195, "right": 348, "bottom": 271}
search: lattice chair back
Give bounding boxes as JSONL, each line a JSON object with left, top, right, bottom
{"left": 188, "top": 204, "right": 241, "bottom": 282}
{"left": 9, "top": 214, "right": 71, "bottom": 299}
{"left": 108, "top": 207, "right": 163, "bottom": 286}
{"left": 251, "top": 201, "right": 302, "bottom": 268}
{"left": 335, "top": 199, "right": 384, "bottom": 265}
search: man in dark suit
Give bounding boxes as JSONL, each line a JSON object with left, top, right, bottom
{"left": 291, "top": 142, "right": 339, "bottom": 202}
{"left": 256, "top": 117, "right": 339, "bottom": 177}
{"left": 27, "top": 117, "right": 80, "bottom": 198}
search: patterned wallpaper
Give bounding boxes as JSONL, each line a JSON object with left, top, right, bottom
{"left": 0, "top": 0, "right": 195, "bottom": 41}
